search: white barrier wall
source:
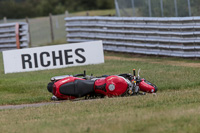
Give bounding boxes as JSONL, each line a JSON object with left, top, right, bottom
{"left": 65, "top": 16, "right": 200, "bottom": 58}
{"left": 0, "top": 22, "right": 29, "bottom": 51}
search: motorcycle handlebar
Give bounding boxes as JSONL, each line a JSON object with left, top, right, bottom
{"left": 133, "top": 69, "right": 136, "bottom": 77}
{"left": 73, "top": 70, "right": 86, "bottom": 77}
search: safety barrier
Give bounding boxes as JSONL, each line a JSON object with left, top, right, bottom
{"left": 0, "top": 22, "right": 29, "bottom": 51}
{"left": 65, "top": 16, "right": 200, "bottom": 57}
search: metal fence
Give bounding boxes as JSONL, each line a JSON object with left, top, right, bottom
{"left": 0, "top": 22, "right": 29, "bottom": 51}
{"left": 0, "top": 14, "right": 67, "bottom": 47}
{"left": 65, "top": 16, "right": 200, "bottom": 58}
{"left": 115, "top": 0, "right": 194, "bottom": 17}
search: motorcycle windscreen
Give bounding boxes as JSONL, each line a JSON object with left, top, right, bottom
{"left": 59, "top": 80, "right": 95, "bottom": 97}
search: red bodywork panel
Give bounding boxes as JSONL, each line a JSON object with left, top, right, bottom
{"left": 139, "top": 79, "right": 156, "bottom": 93}
{"left": 53, "top": 77, "right": 84, "bottom": 100}
{"left": 95, "top": 76, "right": 128, "bottom": 97}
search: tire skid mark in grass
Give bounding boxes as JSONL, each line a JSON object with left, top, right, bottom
{"left": 0, "top": 102, "right": 61, "bottom": 110}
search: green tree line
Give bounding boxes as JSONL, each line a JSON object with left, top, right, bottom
{"left": 0, "top": 0, "right": 115, "bottom": 18}
{"left": 2, "top": 0, "right": 200, "bottom": 18}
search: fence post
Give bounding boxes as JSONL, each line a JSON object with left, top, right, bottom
{"left": 65, "top": 10, "right": 69, "bottom": 17}
{"left": 174, "top": 0, "right": 178, "bottom": 17}
{"left": 3, "top": 17, "right": 7, "bottom": 23}
{"left": 160, "top": 0, "right": 164, "bottom": 17}
{"left": 187, "top": 0, "right": 191, "bottom": 16}
{"left": 49, "top": 13, "right": 54, "bottom": 43}
{"left": 15, "top": 23, "right": 20, "bottom": 49}
{"left": 26, "top": 17, "right": 32, "bottom": 48}
{"left": 148, "top": 0, "right": 152, "bottom": 17}
{"left": 131, "top": 0, "right": 135, "bottom": 17}
{"left": 114, "top": 0, "right": 121, "bottom": 17}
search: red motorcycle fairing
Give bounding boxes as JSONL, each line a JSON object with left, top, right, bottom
{"left": 53, "top": 75, "right": 129, "bottom": 100}
{"left": 139, "top": 79, "right": 157, "bottom": 93}
{"left": 95, "top": 75, "right": 128, "bottom": 97}
{"left": 53, "top": 76, "right": 84, "bottom": 100}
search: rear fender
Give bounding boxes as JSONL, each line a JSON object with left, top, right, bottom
{"left": 53, "top": 76, "right": 84, "bottom": 100}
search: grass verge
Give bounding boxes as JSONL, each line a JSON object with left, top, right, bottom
{"left": 1, "top": 51, "right": 200, "bottom": 133}
{"left": 1, "top": 52, "right": 200, "bottom": 105}
{"left": 0, "top": 88, "right": 200, "bottom": 133}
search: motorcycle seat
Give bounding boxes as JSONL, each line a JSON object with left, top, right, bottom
{"left": 59, "top": 80, "right": 95, "bottom": 97}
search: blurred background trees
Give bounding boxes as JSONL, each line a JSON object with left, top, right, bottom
{"left": 0, "top": 0, "right": 115, "bottom": 18}
{"left": 1, "top": 0, "right": 200, "bottom": 18}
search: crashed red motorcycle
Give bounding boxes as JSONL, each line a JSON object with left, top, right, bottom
{"left": 47, "top": 69, "right": 157, "bottom": 100}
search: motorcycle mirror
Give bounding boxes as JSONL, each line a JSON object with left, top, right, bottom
{"left": 138, "top": 69, "right": 141, "bottom": 78}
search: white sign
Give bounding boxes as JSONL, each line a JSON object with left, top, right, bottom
{"left": 3, "top": 41, "right": 104, "bottom": 74}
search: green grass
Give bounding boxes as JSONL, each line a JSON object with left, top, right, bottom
{"left": 1, "top": 51, "right": 200, "bottom": 132}
{"left": 0, "top": 89, "right": 200, "bottom": 133}
{"left": 69, "top": 9, "right": 116, "bottom": 16}
{"left": 1, "top": 51, "right": 200, "bottom": 105}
